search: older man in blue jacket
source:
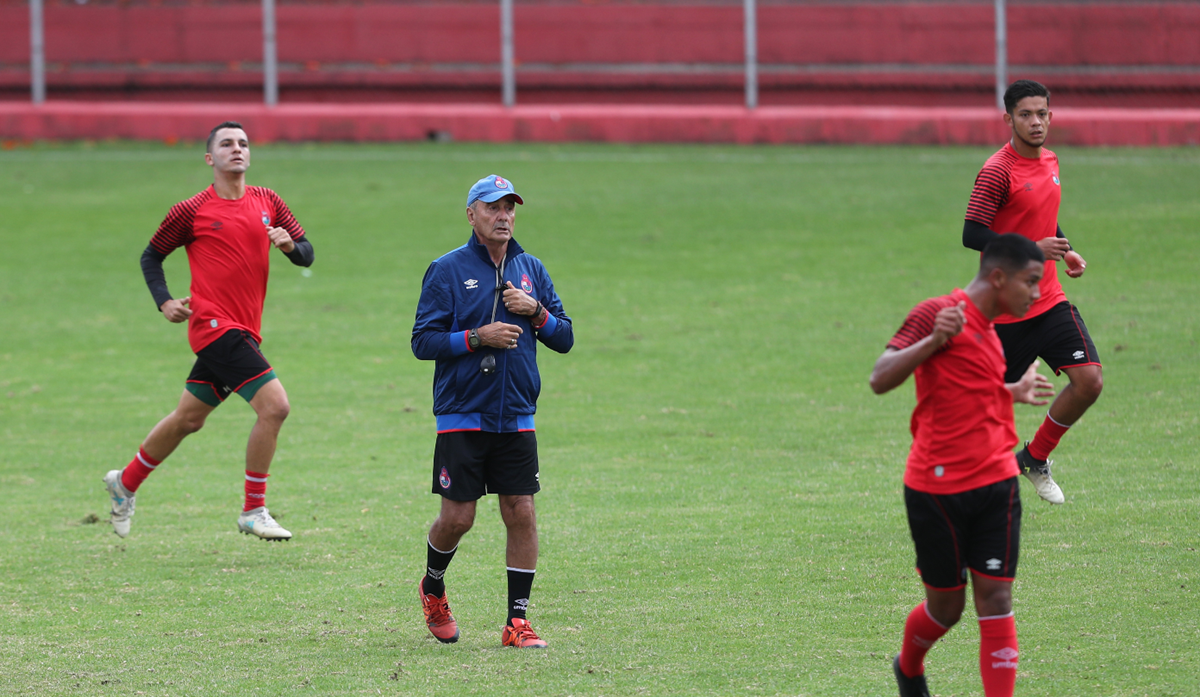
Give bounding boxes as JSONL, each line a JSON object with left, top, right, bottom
{"left": 412, "top": 175, "right": 574, "bottom": 649}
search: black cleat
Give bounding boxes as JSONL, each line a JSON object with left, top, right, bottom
{"left": 893, "top": 655, "right": 931, "bottom": 697}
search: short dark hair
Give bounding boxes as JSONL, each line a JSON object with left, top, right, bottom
{"left": 1003, "top": 80, "right": 1050, "bottom": 114}
{"left": 206, "top": 121, "right": 245, "bottom": 153}
{"left": 981, "top": 233, "right": 1045, "bottom": 275}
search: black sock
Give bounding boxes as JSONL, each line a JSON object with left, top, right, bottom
{"left": 507, "top": 567, "right": 535, "bottom": 623}
{"left": 423, "top": 539, "right": 457, "bottom": 598}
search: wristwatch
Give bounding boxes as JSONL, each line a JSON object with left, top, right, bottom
{"left": 468, "top": 328, "right": 481, "bottom": 350}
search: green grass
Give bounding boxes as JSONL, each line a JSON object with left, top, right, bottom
{"left": 1, "top": 141, "right": 1197, "bottom": 696}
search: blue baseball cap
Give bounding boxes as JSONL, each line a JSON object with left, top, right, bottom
{"left": 467, "top": 175, "right": 524, "bottom": 207}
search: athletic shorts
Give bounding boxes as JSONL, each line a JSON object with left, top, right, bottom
{"left": 904, "top": 476, "right": 1022, "bottom": 591}
{"left": 432, "top": 431, "right": 540, "bottom": 501}
{"left": 185, "top": 329, "right": 277, "bottom": 407}
{"left": 995, "top": 301, "right": 1101, "bottom": 383}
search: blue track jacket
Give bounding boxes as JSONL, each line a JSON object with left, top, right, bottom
{"left": 412, "top": 233, "right": 574, "bottom": 433}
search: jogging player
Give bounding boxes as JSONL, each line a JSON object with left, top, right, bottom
{"left": 103, "top": 121, "right": 314, "bottom": 541}
{"left": 963, "top": 79, "right": 1103, "bottom": 504}
{"left": 411, "top": 175, "right": 574, "bottom": 648}
{"left": 871, "top": 234, "right": 1054, "bottom": 697}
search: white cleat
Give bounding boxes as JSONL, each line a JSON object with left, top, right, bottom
{"left": 1023, "top": 464, "right": 1065, "bottom": 504}
{"left": 103, "top": 469, "right": 135, "bottom": 538}
{"left": 1017, "top": 446, "right": 1065, "bottom": 504}
{"left": 237, "top": 506, "right": 292, "bottom": 541}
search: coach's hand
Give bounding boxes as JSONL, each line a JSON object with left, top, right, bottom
{"left": 502, "top": 281, "right": 540, "bottom": 316}
{"left": 161, "top": 296, "right": 192, "bottom": 323}
{"left": 1064, "top": 250, "right": 1087, "bottom": 278}
{"left": 478, "top": 322, "right": 524, "bottom": 349}
{"left": 267, "top": 226, "right": 295, "bottom": 253}
{"left": 1037, "top": 236, "right": 1071, "bottom": 261}
{"left": 931, "top": 302, "right": 966, "bottom": 348}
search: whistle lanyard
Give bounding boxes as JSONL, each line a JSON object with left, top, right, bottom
{"left": 489, "top": 255, "right": 507, "bottom": 324}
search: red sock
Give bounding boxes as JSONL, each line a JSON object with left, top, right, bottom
{"left": 1028, "top": 414, "right": 1070, "bottom": 461}
{"left": 121, "top": 447, "right": 161, "bottom": 493}
{"left": 244, "top": 470, "right": 269, "bottom": 512}
{"left": 898, "top": 601, "right": 951, "bottom": 678}
{"left": 979, "top": 614, "right": 1018, "bottom": 697}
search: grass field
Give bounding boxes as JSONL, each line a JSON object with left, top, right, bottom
{"left": 1, "top": 141, "right": 1197, "bottom": 696}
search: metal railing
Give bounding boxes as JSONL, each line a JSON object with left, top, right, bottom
{"left": 25, "top": 0, "right": 1183, "bottom": 112}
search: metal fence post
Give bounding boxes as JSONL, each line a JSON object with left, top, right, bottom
{"left": 29, "top": 0, "right": 45, "bottom": 104}
{"left": 994, "top": 0, "right": 1007, "bottom": 111}
{"left": 744, "top": 0, "right": 757, "bottom": 109}
{"left": 501, "top": 0, "right": 515, "bottom": 107}
{"left": 263, "top": 0, "right": 279, "bottom": 106}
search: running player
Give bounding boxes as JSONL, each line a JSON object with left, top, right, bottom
{"left": 103, "top": 121, "right": 314, "bottom": 541}
{"left": 963, "top": 79, "right": 1103, "bottom": 504}
{"left": 871, "top": 234, "right": 1053, "bottom": 697}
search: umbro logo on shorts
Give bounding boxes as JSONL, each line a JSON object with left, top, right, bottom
{"left": 1073, "top": 350, "right": 1085, "bottom": 360}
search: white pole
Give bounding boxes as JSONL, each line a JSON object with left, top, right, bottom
{"left": 995, "top": 0, "right": 1007, "bottom": 111}
{"left": 744, "top": 0, "right": 757, "bottom": 109}
{"left": 263, "top": 0, "right": 278, "bottom": 107}
{"left": 501, "top": 0, "right": 515, "bottom": 107}
{"left": 30, "top": 0, "right": 45, "bottom": 104}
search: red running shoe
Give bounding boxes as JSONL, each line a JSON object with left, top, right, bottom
{"left": 419, "top": 578, "right": 459, "bottom": 643}
{"left": 501, "top": 618, "right": 547, "bottom": 648}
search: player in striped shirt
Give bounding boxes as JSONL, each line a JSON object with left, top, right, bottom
{"left": 103, "top": 122, "right": 314, "bottom": 541}
{"left": 962, "top": 80, "right": 1103, "bottom": 504}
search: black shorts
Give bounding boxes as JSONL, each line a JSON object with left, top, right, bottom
{"left": 185, "top": 329, "right": 276, "bottom": 407}
{"left": 432, "top": 431, "right": 540, "bottom": 501}
{"left": 995, "top": 301, "right": 1101, "bottom": 383}
{"left": 905, "top": 477, "right": 1022, "bottom": 591}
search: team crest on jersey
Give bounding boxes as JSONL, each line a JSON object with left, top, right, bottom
{"left": 521, "top": 274, "right": 533, "bottom": 293}
{"left": 261, "top": 212, "right": 271, "bottom": 226}
{"left": 439, "top": 467, "right": 452, "bottom": 490}
{"left": 1052, "top": 174, "right": 1060, "bottom": 185}
{"left": 495, "top": 177, "right": 509, "bottom": 189}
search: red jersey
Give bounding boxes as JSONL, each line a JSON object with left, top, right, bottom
{"left": 965, "top": 142, "right": 1065, "bottom": 324}
{"left": 149, "top": 185, "right": 305, "bottom": 353}
{"left": 887, "top": 289, "right": 1019, "bottom": 494}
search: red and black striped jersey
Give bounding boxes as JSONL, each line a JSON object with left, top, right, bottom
{"left": 149, "top": 185, "right": 305, "bottom": 352}
{"left": 965, "top": 142, "right": 1065, "bottom": 323}
{"left": 887, "top": 289, "right": 1019, "bottom": 495}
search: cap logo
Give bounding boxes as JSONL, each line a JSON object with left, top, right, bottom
{"left": 494, "top": 177, "right": 509, "bottom": 189}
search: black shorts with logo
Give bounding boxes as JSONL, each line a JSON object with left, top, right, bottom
{"left": 995, "top": 301, "right": 1101, "bottom": 383}
{"left": 185, "top": 329, "right": 276, "bottom": 407}
{"left": 432, "top": 431, "right": 540, "bottom": 501}
{"left": 904, "top": 477, "right": 1022, "bottom": 591}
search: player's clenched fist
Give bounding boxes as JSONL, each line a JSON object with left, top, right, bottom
{"left": 160, "top": 296, "right": 192, "bottom": 323}
{"left": 267, "top": 226, "right": 295, "bottom": 253}
{"left": 931, "top": 301, "right": 966, "bottom": 348}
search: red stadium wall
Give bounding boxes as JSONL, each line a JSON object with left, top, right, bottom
{"left": 1, "top": 1, "right": 1197, "bottom": 145}
{"left": 1, "top": 1, "right": 1198, "bottom": 106}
